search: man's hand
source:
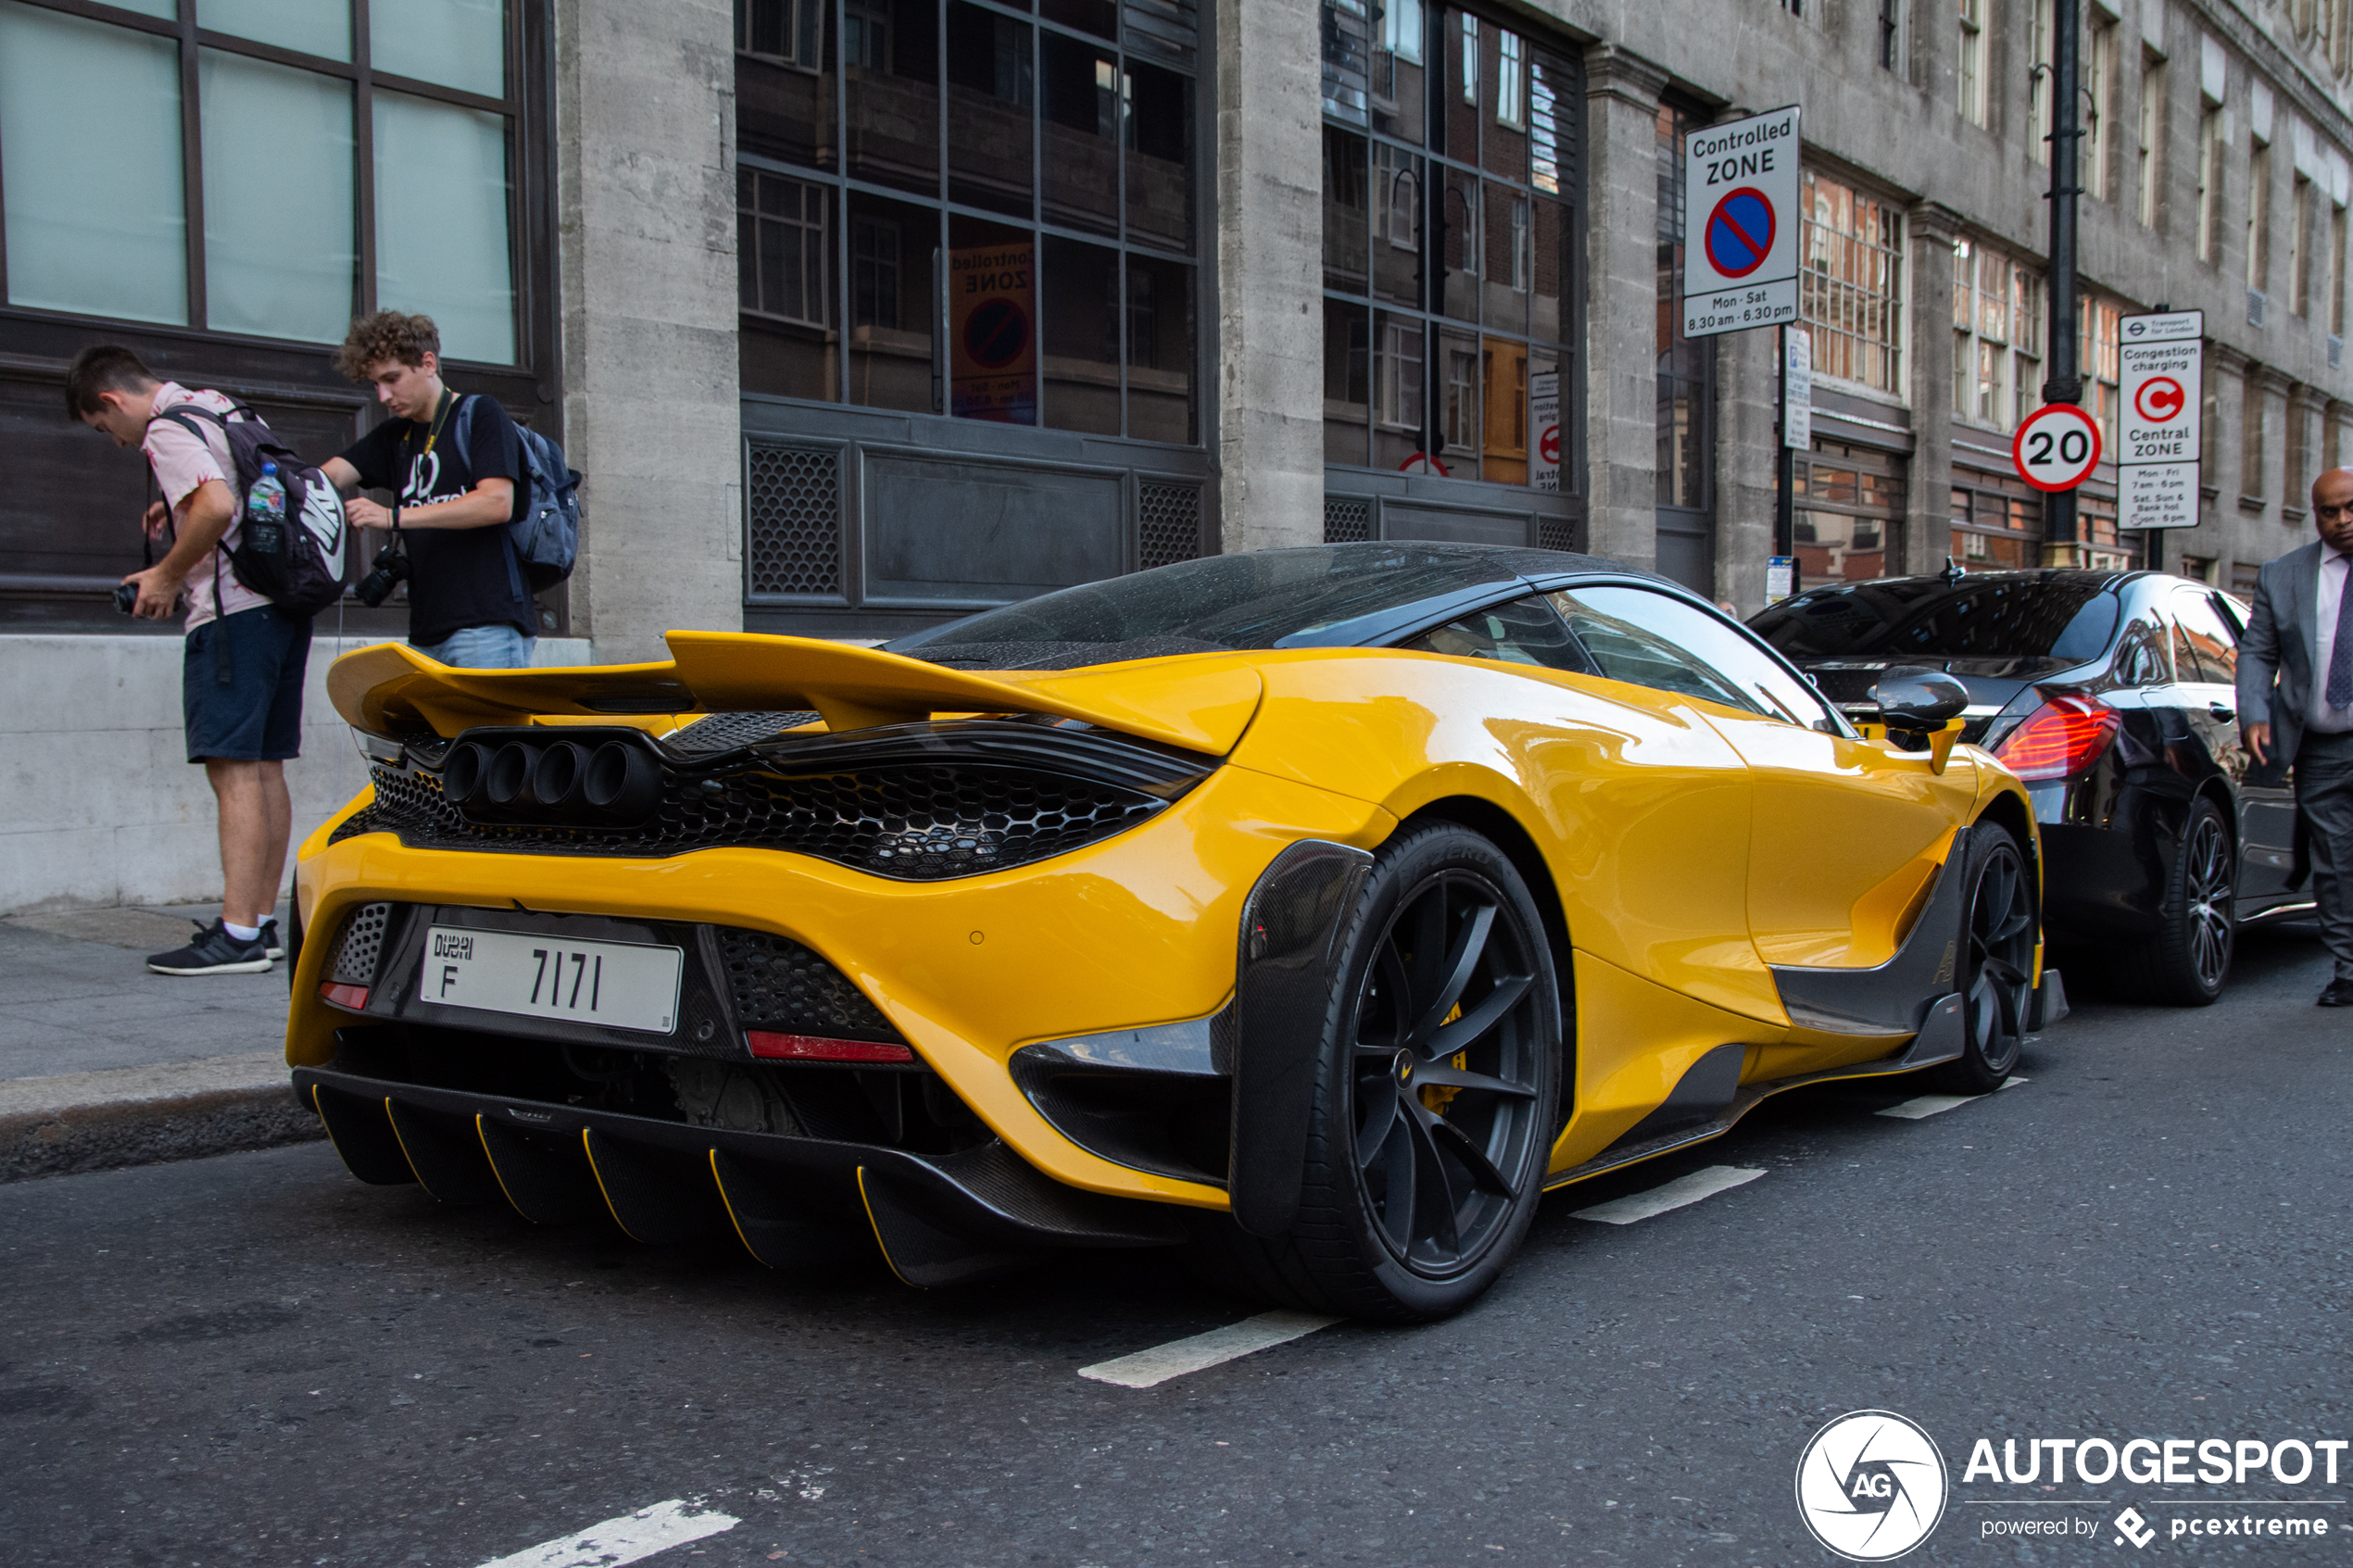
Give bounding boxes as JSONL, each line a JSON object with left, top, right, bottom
{"left": 2246, "top": 721, "right": 2271, "bottom": 766}
{"left": 120, "top": 564, "right": 183, "bottom": 620}
{"left": 142, "top": 500, "right": 170, "bottom": 540}
{"left": 345, "top": 495, "right": 392, "bottom": 530}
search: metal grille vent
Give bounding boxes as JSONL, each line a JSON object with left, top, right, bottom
{"left": 1324, "top": 496, "right": 1372, "bottom": 544}
{"left": 746, "top": 441, "right": 842, "bottom": 599}
{"left": 715, "top": 927, "right": 904, "bottom": 1042}
{"left": 666, "top": 710, "right": 822, "bottom": 756}
{"left": 1138, "top": 482, "right": 1202, "bottom": 570}
{"left": 329, "top": 901, "right": 392, "bottom": 985}
{"left": 1536, "top": 517, "right": 1579, "bottom": 553}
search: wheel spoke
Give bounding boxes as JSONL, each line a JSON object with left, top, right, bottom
{"left": 1412, "top": 1060, "right": 1538, "bottom": 1099}
{"left": 1983, "top": 955, "right": 2030, "bottom": 987}
{"left": 1403, "top": 886, "right": 1452, "bottom": 1024}
{"left": 1404, "top": 1107, "right": 1462, "bottom": 1258}
{"left": 1427, "top": 971, "right": 1533, "bottom": 1060}
{"left": 1428, "top": 1110, "right": 1517, "bottom": 1196}
{"left": 1409, "top": 899, "right": 1496, "bottom": 1049}
{"left": 1378, "top": 1113, "right": 1417, "bottom": 1252}
{"left": 1356, "top": 1075, "right": 1402, "bottom": 1168}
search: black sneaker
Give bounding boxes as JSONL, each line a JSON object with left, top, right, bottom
{"left": 260, "top": 918, "right": 284, "bottom": 961}
{"left": 146, "top": 919, "right": 273, "bottom": 977}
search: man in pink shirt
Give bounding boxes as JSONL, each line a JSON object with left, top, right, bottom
{"left": 67, "top": 345, "right": 311, "bottom": 976}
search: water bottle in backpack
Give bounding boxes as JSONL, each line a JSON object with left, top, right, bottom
{"left": 245, "top": 462, "right": 287, "bottom": 560}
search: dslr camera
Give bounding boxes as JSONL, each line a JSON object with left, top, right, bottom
{"left": 111, "top": 582, "right": 140, "bottom": 615}
{"left": 354, "top": 538, "right": 410, "bottom": 608}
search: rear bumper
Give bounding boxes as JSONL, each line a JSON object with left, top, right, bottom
{"left": 2040, "top": 821, "right": 2165, "bottom": 939}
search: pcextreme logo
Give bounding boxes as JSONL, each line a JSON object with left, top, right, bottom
{"left": 1795, "top": 1410, "right": 1951, "bottom": 1561}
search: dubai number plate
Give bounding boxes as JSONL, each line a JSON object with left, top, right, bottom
{"left": 421, "top": 926, "right": 683, "bottom": 1035}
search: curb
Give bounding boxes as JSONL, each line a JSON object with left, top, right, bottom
{"left": 0, "top": 1052, "right": 326, "bottom": 1183}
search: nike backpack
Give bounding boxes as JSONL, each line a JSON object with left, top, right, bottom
{"left": 154, "top": 402, "right": 347, "bottom": 618}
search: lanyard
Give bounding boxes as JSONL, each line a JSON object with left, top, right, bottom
{"left": 418, "top": 388, "right": 456, "bottom": 457}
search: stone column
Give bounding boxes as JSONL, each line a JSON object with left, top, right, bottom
{"left": 2252, "top": 365, "right": 2296, "bottom": 525}
{"left": 2205, "top": 344, "right": 2248, "bottom": 536}
{"left": 1581, "top": 44, "right": 1668, "bottom": 572}
{"left": 1214, "top": 0, "right": 1324, "bottom": 553}
{"left": 2285, "top": 383, "right": 2322, "bottom": 512}
{"left": 1711, "top": 320, "right": 1777, "bottom": 616}
{"left": 555, "top": 0, "right": 742, "bottom": 663}
{"left": 1905, "top": 203, "right": 1964, "bottom": 578}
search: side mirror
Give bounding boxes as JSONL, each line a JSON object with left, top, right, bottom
{"left": 1870, "top": 666, "right": 1969, "bottom": 731}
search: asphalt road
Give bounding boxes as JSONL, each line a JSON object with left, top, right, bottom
{"left": 5, "top": 927, "right": 2350, "bottom": 1568}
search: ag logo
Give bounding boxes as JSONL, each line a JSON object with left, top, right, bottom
{"left": 1794, "top": 1410, "right": 1948, "bottom": 1561}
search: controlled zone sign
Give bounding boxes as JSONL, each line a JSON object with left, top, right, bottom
{"left": 1682, "top": 106, "right": 1801, "bottom": 339}
{"left": 2012, "top": 403, "right": 2102, "bottom": 493}
{"left": 2118, "top": 309, "right": 2204, "bottom": 531}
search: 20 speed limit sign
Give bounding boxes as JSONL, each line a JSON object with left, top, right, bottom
{"left": 2010, "top": 403, "right": 2103, "bottom": 493}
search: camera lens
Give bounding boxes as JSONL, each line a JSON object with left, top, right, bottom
{"left": 441, "top": 742, "right": 490, "bottom": 805}
{"left": 532, "top": 742, "right": 590, "bottom": 810}
{"left": 485, "top": 741, "right": 541, "bottom": 807}
{"left": 112, "top": 583, "right": 139, "bottom": 615}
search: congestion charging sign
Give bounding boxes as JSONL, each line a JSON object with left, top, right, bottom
{"left": 1682, "top": 106, "right": 1802, "bottom": 339}
{"left": 2116, "top": 309, "right": 2205, "bottom": 531}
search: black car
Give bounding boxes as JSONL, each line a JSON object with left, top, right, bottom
{"left": 1752, "top": 569, "right": 2302, "bottom": 1006}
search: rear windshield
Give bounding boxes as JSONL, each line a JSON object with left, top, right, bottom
{"left": 1750, "top": 575, "right": 2121, "bottom": 663}
{"left": 885, "top": 546, "right": 1526, "bottom": 670}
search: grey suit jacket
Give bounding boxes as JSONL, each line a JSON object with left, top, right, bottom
{"left": 2236, "top": 540, "right": 2328, "bottom": 763}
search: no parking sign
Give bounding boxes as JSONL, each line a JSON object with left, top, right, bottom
{"left": 1682, "top": 106, "right": 1801, "bottom": 339}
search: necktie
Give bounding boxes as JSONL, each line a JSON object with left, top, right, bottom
{"left": 2328, "top": 557, "right": 2353, "bottom": 712}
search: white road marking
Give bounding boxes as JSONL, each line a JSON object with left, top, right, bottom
{"left": 1078, "top": 1310, "right": 1341, "bottom": 1388}
{"left": 473, "top": 1499, "right": 740, "bottom": 1568}
{"left": 1570, "top": 1164, "right": 1766, "bottom": 1224}
{"left": 1877, "top": 1075, "right": 2029, "bottom": 1120}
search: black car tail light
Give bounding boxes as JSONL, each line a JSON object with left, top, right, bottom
{"left": 1994, "top": 693, "right": 2121, "bottom": 780}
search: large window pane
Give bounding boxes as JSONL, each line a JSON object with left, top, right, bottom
{"left": 198, "top": 0, "right": 350, "bottom": 62}
{"left": 848, "top": 0, "right": 938, "bottom": 194}
{"left": 1324, "top": 296, "right": 1370, "bottom": 465}
{"left": 1126, "top": 60, "right": 1192, "bottom": 255}
{"left": 1438, "top": 165, "right": 1478, "bottom": 320}
{"left": 1371, "top": 143, "right": 1422, "bottom": 307}
{"left": 1530, "top": 192, "right": 1567, "bottom": 345}
{"left": 373, "top": 91, "right": 515, "bottom": 362}
{"left": 948, "top": 213, "right": 1036, "bottom": 423}
{"left": 1481, "top": 178, "right": 1525, "bottom": 334}
{"left": 738, "top": 0, "right": 835, "bottom": 170}
{"left": 1041, "top": 234, "right": 1118, "bottom": 433}
{"left": 1480, "top": 334, "right": 1525, "bottom": 483}
{"left": 1042, "top": 33, "right": 1120, "bottom": 236}
{"left": 0, "top": 5, "right": 185, "bottom": 324}
{"left": 1373, "top": 309, "right": 1425, "bottom": 470}
{"left": 1040, "top": 0, "right": 1117, "bottom": 40}
{"left": 1126, "top": 253, "right": 1193, "bottom": 443}
{"left": 371, "top": 0, "right": 505, "bottom": 97}
{"left": 1370, "top": 0, "right": 1425, "bottom": 144}
{"left": 847, "top": 191, "right": 937, "bottom": 412}
{"left": 946, "top": 3, "right": 1034, "bottom": 218}
{"left": 200, "top": 50, "right": 355, "bottom": 342}
{"left": 740, "top": 170, "right": 838, "bottom": 400}
{"left": 1437, "top": 322, "right": 1479, "bottom": 478}
{"left": 1322, "top": 127, "right": 1368, "bottom": 294}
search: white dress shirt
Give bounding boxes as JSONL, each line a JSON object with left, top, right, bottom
{"left": 2311, "top": 546, "right": 2353, "bottom": 734}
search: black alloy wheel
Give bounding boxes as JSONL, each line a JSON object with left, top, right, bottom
{"left": 1193, "top": 823, "right": 1561, "bottom": 1321}
{"left": 1931, "top": 824, "right": 2038, "bottom": 1095}
{"left": 2120, "top": 796, "right": 2236, "bottom": 1007}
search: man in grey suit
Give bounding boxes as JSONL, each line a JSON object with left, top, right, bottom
{"left": 2238, "top": 466, "right": 2353, "bottom": 1004}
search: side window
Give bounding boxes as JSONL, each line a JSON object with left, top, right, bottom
{"left": 2171, "top": 591, "right": 2238, "bottom": 684}
{"left": 1401, "top": 595, "right": 1596, "bottom": 673}
{"left": 1553, "top": 584, "right": 1842, "bottom": 731}
{"left": 2111, "top": 617, "right": 2171, "bottom": 686}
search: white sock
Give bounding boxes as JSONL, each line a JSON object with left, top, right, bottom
{"left": 223, "top": 920, "right": 262, "bottom": 943}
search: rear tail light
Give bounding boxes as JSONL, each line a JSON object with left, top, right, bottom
{"left": 1994, "top": 693, "right": 2121, "bottom": 781}
{"left": 746, "top": 1031, "right": 916, "bottom": 1064}
{"left": 320, "top": 982, "right": 371, "bottom": 1010}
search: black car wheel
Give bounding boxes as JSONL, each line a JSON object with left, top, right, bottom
{"left": 1930, "top": 824, "right": 2038, "bottom": 1096}
{"left": 1194, "top": 823, "right": 1562, "bottom": 1322}
{"left": 2118, "top": 796, "right": 2235, "bottom": 1008}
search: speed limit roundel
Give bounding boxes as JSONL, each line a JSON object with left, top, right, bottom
{"left": 2010, "top": 402, "right": 2104, "bottom": 493}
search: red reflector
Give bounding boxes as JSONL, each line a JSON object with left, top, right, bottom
{"left": 746, "top": 1031, "right": 916, "bottom": 1063}
{"left": 1994, "top": 693, "right": 2121, "bottom": 781}
{"left": 320, "top": 982, "right": 371, "bottom": 1010}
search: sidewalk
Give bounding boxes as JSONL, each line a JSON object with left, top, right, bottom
{"left": 0, "top": 905, "right": 321, "bottom": 1181}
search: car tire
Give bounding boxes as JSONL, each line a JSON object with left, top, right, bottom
{"left": 2111, "top": 797, "right": 2235, "bottom": 1009}
{"left": 1190, "top": 822, "right": 1563, "bottom": 1323}
{"left": 1927, "top": 822, "right": 2040, "bottom": 1097}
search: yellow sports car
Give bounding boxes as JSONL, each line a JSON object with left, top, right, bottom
{"left": 289, "top": 544, "right": 2062, "bottom": 1321}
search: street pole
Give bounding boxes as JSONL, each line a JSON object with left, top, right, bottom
{"left": 1776, "top": 324, "right": 1795, "bottom": 569}
{"left": 2042, "top": 0, "right": 2083, "bottom": 563}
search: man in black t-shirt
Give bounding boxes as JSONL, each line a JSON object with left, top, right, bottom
{"left": 321, "top": 311, "right": 537, "bottom": 668}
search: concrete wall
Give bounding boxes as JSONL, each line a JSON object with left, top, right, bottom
{"left": 0, "top": 635, "right": 588, "bottom": 915}
{"left": 554, "top": 0, "right": 743, "bottom": 661}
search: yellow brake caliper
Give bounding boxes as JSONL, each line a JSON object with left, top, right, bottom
{"left": 1419, "top": 1003, "right": 1466, "bottom": 1115}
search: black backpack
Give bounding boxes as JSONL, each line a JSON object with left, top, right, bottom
{"left": 154, "top": 402, "right": 346, "bottom": 618}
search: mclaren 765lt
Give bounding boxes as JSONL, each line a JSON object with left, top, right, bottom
{"left": 289, "top": 543, "right": 2064, "bottom": 1321}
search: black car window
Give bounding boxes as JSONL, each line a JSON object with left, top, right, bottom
{"left": 2111, "top": 617, "right": 2171, "bottom": 686}
{"left": 1554, "top": 585, "right": 1840, "bottom": 730}
{"left": 1401, "top": 595, "right": 1597, "bottom": 673}
{"left": 1750, "top": 574, "right": 2122, "bottom": 662}
{"left": 2171, "top": 591, "right": 2239, "bottom": 684}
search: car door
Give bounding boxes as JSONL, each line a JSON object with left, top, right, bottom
{"left": 1553, "top": 583, "right": 1978, "bottom": 977}
{"left": 2191, "top": 590, "right": 2296, "bottom": 901}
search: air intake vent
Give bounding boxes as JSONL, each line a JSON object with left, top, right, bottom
{"left": 716, "top": 927, "right": 905, "bottom": 1042}
{"left": 745, "top": 440, "right": 842, "bottom": 600}
{"left": 328, "top": 901, "right": 393, "bottom": 985}
{"left": 1324, "top": 495, "right": 1373, "bottom": 544}
{"left": 1138, "top": 482, "right": 1202, "bottom": 569}
{"left": 1537, "top": 516, "right": 1579, "bottom": 552}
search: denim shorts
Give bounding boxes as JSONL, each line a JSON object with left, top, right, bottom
{"left": 184, "top": 605, "right": 312, "bottom": 763}
{"left": 411, "top": 623, "right": 536, "bottom": 670}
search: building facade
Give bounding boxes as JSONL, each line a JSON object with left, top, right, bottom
{"left": 5, "top": 0, "right": 2353, "bottom": 905}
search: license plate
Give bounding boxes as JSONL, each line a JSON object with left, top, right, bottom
{"left": 420, "top": 926, "right": 682, "bottom": 1035}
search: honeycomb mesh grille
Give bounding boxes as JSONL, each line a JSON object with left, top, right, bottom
{"left": 716, "top": 927, "right": 903, "bottom": 1042}
{"left": 1324, "top": 495, "right": 1372, "bottom": 544}
{"left": 1536, "top": 516, "right": 1579, "bottom": 553}
{"left": 666, "top": 710, "right": 822, "bottom": 756}
{"left": 331, "top": 759, "right": 1166, "bottom": 881}
{"left": 329, "top": 901, "right": 392, "bottom": 985}
{"left": 745, "top": 441, "right": 842, "bottom": 599}
{"left": 1138, "top": 482, "right": 1202, "bottom": 570}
